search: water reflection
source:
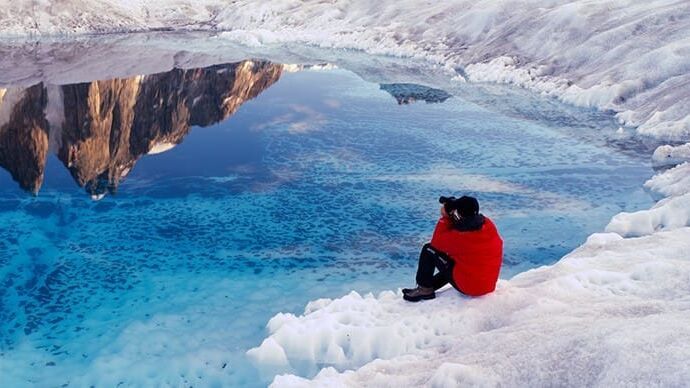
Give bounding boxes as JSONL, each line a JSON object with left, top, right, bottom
{"left": 0, "top": 61, "right": 453, "bottom": 199}
{"left": 0, "top": 61, "right": 283, "bottom": 198}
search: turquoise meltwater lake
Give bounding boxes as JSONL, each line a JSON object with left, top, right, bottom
{"left": 0, "top": 60, "right": 653, "bottom": 386}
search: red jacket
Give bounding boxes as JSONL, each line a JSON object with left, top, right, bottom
{"left": 430, "top": 215, "right": 503, "bottom": 296}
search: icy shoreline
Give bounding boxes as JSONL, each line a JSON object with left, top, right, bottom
{"left": 247, "top": 158, "right": 690, "bottom": 385}
{"left": 247, "top": 161, "right": 690, "bottom": 387}
{"left": 274, "top": 229, "right": 690, "bottom": 386}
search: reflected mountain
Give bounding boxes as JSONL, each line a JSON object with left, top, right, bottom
{"left": 0, "top": 84, "right": 50, "bottom": 194}
{"left": 380, "top": 83, "right": 451, "bottom": 105}
{"left": 0, "top": 61, "right": 283, "bottom": 198}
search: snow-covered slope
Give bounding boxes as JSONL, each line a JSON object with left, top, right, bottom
{"left": 2, "top": 0, "right": 690, "bottom": 140}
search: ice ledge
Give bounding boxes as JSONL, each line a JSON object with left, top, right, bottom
{"left": 250, "top": 163, "right": 690, "bottom": 386}
{"left": 606, "top": 162, "right": 690, "bottom": 237}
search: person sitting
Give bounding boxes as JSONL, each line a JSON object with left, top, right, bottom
{"left": 403, "top": 195, "right": 503, "bottom": 302}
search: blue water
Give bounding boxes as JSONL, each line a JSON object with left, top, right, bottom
{"left": 0, "top": 66, "right": 652, "bottom": 386}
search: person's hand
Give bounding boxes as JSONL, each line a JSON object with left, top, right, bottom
{"left": 440, "top": 205, "right": 448, "bottom": 218}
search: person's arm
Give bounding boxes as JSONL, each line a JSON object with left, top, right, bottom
{"left": 430, "top": 206, "right": 456, "bottom": 254}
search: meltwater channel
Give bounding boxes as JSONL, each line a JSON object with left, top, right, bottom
{"left": 0, "top": 60, "right": 653, "bottom": 386}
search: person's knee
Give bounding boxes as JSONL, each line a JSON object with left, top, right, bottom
{"left": 424, "top": 243, "right": 442, "bottom": 257}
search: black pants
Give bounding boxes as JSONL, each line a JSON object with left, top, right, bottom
{"left": 415, "top": 243, "right": 456, "bottom": 290}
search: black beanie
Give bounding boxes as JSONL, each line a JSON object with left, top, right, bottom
{"left": 455, "top": 196, "right": 479, "bottom": 217}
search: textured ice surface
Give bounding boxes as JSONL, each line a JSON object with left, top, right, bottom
{"left": 652, "top": 143, "right": 690, "bottom": 167}
{"left": 607, "top": 161, "right": 690, "bottom": 237}
{"left": 255, "top": 156, "right": 690, "bottom": 387}
{"left": 645, "top": 162, "right": 690, "bottom": 198}
{"left": 0, "top": 66, "right": 654, "bottom": 386}
{"left": 261, "top": 227, "right": 690, "bottom": 387}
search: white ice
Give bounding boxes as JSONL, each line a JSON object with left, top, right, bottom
{"left": 250, "top": 201, "right": 690, "bottom": 387}
{"left": 606, "top": 162, "right": 690, "bottom": 237}
{"left": 652, "top": 143, "right": 690, "bottom": 167}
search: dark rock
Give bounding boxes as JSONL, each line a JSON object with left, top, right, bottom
{"left": 380, "top": 83, "right": 452, "bottom": 104}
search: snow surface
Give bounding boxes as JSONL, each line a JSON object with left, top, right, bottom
{"left": 253, "top": 225, "right": 690, "bottom": 386}
{"left": 646, "top": 162, "right": 690, "bottom": 198}
{"left": 652, "top": 143, "right": 690, "bottom": 167}
{"left": 605, "top": 161, "right": 690, "bottom": 237}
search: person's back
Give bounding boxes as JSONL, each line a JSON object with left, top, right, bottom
{"left": 431, "top": 215, "right": 503, "bottom": 296}
{"left": 404, "top": 195, "right": 503, "bottom": 301}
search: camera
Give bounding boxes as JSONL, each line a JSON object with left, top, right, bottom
{"left": 438, "top": 195, "right": 480, "bottom": 219}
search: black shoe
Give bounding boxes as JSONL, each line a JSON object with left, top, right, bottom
{"left": 403, "top": 286, "right": 434, "bottom": 295}
{"left": 402, "top": 286, "right": 435, "bottom": 302}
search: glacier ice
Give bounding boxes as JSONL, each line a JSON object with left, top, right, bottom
{"left": 1, "top": 1, "right": 689, "bottom": 386}
{"left": 255, "top": 227, "right": 690, "bottom": 386}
